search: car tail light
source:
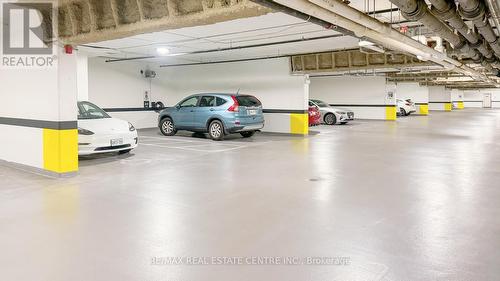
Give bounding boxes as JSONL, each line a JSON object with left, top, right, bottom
{"left": 228, "top": 95, "right": 239, "bottom": 112}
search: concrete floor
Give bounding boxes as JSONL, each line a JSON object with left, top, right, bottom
{"left": 1, "top": 108, "right": 500, "bottom": 281}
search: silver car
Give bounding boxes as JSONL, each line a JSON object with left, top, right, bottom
{"left": 309, "top": 99, "right": 354, "bottom": 125}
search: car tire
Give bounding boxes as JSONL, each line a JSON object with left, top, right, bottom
{"left": 118, "top": 149, "right": 132, "bottom": 155}
{"left": 208, "top": 120, "right": 225, "bottom": 141}
{"left": 240, "top": 131, "right": 255, "bottom": 138}
{"left": 324, "top": 113, "right": 337, "bottom": 125}
{"left": 400, "top": 108, "right": 407, "bottom": 116}
{"left": 160, "top": 117, "right": 177, "bottom": 136}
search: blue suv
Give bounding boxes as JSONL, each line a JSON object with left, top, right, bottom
{"left": 158, "top": 93, "right": 265, "bottom": 141}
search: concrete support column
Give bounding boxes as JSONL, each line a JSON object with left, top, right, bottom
{"left": 451, "top": 89, "right": 465, "bottom": 109}
{"left": 395, "top": 82, "right": 429, "bottom": 115}
{"left": 0, "top": 47, "right": 79, "bottom": 176}
{"left": 429, "top": 86, "right": 452, "bottom": 111}
{"left": 310, "top": 76, "right": 397, "bottom": 120}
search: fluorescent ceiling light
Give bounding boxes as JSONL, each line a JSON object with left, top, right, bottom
{"left": 156, "top": 47, "right": 170, "bottom": 56}
{"left": 359, "top": 40, "right": 385, "bottom": 53}
{"left": 358, "top": 40, "right": 375, "bottom": 47}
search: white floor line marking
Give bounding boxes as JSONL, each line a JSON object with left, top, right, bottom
{"left": 139, "top": 135, "right": 254, "bottom": 145}
{"left": 139, "top": 143, "right": 253, "bottom": 153}
{"left": 140, "top": 141, "right": 243, "bottom": 148}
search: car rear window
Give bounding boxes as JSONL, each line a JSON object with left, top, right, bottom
{"left": 236, "top": 95, "right": 261, "bottom": 107}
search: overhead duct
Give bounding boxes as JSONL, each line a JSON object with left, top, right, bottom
{"left": 278, "top": 0, "right": 492, "bottom": 81}
{"left": 458, "top": 0, "right": 500, "bottom": 58}
{"left": 388, "top": 0, "right": 481, "bottom": 61}
{"left": 429, "top": 0, "right": 494, "bottom": 61}
{"left": 485, "top": 0, "right": 500, "bottom": 36}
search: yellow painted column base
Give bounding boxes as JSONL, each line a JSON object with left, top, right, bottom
{"left": 457, "top": 101, "right": 464, "bottom": 109}
{"left": 290, "top": 113, "right": 309, "bottom": 135}
{"left": 386, "top": 106, "right": 397, "bottom": 120}
{"left": 444, "top": 103, "right": 452, "bottom": 111}
{"left": 418, "top": 105, "right": 429, "bottom": 115}
{"left": 43, "top": 129, "right": 79, "bottom": 173}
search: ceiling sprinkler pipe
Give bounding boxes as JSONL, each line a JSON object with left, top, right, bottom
{"left": 300, "top": 0, "right": 489, "bottom": 80}
{"left": 485, "top": 0, "right": 500, "bottom": 38}
{"left": 429, "top": 0, "right": 480, "bottom": 45}
{"left": 458, "top": 0, "right": 500, "bottom": 56}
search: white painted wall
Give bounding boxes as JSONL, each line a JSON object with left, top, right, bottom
{"left": 463, "top": 90, "right": 483, "bottom": 108}
{"left": 310, "top": 76, "right": 395, "bottom": 120}
{"left": 88, "top": 57, "right": 309, "bottom": 133}
{"left": 428, "top": 86, "right": 451, "bottom": 111}
{"left": 451, "top": 89, "right": 464, "bottom": 108}
{"left": 396, "top": 83, "right": 429, "bottom": 103}
{"left": 464, "top": 89, "right": 500, "bottom": 108}
{"left": 88, "top": 58, "right": 174, "bottom": 128}
{"left": 77, "top": 53, "right": 89, "bottom": 101}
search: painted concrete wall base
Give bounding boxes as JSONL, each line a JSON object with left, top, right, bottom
{"left": 43, "top": 129, "right": 79, "bottom": 174}
{"left": 386, "top": 106, "right": 397, "bottom": 120}
{"left": 290, "top": 113, "right": 309, "bottom": 135}
{"left": 416, "top": 104, "right": 429, "bottom": 115}
{"left": 429, "top": 102, "right": 452, "bottom": 111}
{"left": 0, "top": 159, "right": 78, "bottom": 178}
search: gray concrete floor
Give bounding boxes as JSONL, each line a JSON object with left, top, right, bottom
{"left": 1, "top": 108, "right": 500, "bottom": 281}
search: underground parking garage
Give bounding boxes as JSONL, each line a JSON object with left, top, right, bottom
{"left": 1, "top": 0, "right": 500, "bottom": 280}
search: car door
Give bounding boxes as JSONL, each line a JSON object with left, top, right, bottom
{"left": 194, "top": 95, "right": 217, "bottom": 130}
{"left": 175, "top": 96, "right": 199, "bottom": 128}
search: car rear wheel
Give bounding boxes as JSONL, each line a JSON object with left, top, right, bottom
{"left": 400, "top": 108, "right": 407, "bottom": 116}
{"left": 208, "top": 120, "right": 225, "bottom": 141}
{"left": 240, "top": 131, "right": 256, "bottom": 138}
{"left": 324, "top": 113, "right": 337, "bottom": 125}
{"left": 160, "top": 117, "right": 177, "bottom": 136}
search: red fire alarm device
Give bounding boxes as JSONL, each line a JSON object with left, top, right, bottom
{"left": 64, "top": 45, "right": 73, "bottom": 54}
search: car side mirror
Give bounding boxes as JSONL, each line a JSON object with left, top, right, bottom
{"left": 175, "top": 105, "right": 181, "bottom": 110}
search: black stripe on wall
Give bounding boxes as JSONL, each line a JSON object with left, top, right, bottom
{"left": 0, "top": 117, "right": 77, "bottom": 130}
{"left": 415, "top": 103, "right": 429, "bottom": 105}
{"left": 103, "top": 107, "right": 307, "bottom": 114}
{"left": 464, "top": 101, "right": 483, "bottom": 102}
{"left": 263, "top": 109, "right": 308, "bottom": 114}
{"left": 429, "top": 101, "right": 452, "bottom": 104}
{"left": 329, "top": 104, "right": 397, "bottom": 107}
{"left": 103, "top": 107, "right": 166, "bottom": 112}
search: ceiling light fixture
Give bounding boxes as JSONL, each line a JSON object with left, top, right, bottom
{"left": 156, "top": 47, "right": 170, "bottom": 56}
{"left": 358, "top": 40, "right": 385, "bottom": 54}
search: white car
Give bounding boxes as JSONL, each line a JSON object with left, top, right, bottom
{"left": 77, "top": 101, "right": 138, "bottom": 155}
{"left": 397, "top": 99, "right": 417, "bottom": 116}
{"left": 309, "top": 99, "right": 354, "bottom": 125}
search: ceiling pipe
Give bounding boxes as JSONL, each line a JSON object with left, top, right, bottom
{"left": 429, "top": 0, "right": 494, "bottom": 62}
{"left": 458, "top": 0, "right": 500, "bottom": 58}
{"left": 485, "top": 0, "right": 500, "bottom": 36}
{"left": 387, "top": 0, "right": 482, "bottom": 62}
{"left": 250, "top": 0, "right": 357, "bottom": 37}
{"left": 290, "top": 0, "right": 492, "bottom": 81}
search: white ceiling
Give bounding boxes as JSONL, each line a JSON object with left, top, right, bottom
{"left": 79, "top": 12, "right": 361, "bottom": 65}
{"left": 78, "top": 1, "right": 417, "bottom": 66}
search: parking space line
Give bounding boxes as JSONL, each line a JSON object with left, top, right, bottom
{"left": 139, "top": 143, "right": 254, "bottom": 153}
{"left": 139, "top": 135, "right": 252, "bottom": 145}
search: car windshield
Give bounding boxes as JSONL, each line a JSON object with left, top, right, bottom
{"left": 311, "top": 100, "right": 329, "bottom": 108}
{"left": 78, "top": 101, "right": 111, "bottom": 120}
